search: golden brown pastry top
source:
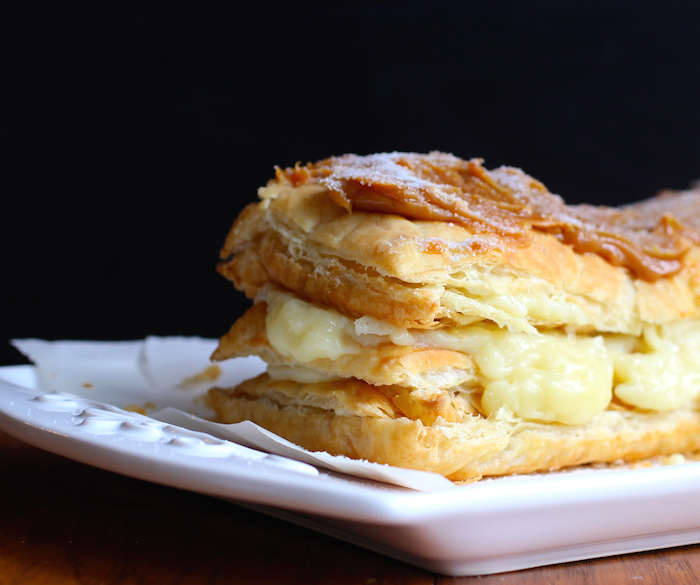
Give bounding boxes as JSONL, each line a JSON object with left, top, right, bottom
{"left": 276, "top": 152, "right": 700, "bottom": 281}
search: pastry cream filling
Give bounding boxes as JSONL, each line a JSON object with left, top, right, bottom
{"left": 419, "top": 327, "right": 612, "bottom": 425}
{"left": 609, "top": 322, "right": 700, "bottom": 412}
{"left": 264, "top": 290, "right": 700, "bottom": 425}
{"left": 265, "top": 294, "right": 361, "bottom": 361}
{"left": 440, "top": 281, "right": 592, "bottom": 334}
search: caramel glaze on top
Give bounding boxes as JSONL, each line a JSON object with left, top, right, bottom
{"left": 277, "top": 152, "right": 700, "bottom": 282}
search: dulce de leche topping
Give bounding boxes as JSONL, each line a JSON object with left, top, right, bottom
{"left": 277, "top": 152, "right": 700, "bottom": 281}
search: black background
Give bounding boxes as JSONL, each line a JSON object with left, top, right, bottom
{"left": 3, "top": 1, "right": 700, "bottom": 365}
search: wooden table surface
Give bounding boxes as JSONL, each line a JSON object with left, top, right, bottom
{"left": 2, "top": 430, "right": 700, "bottom": 585}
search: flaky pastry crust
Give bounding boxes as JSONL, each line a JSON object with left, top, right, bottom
{"left": 207, "top": 375, "right": 700, "bottom": 481}
{"left": 218, "top": 165, "right": 700, "bottom": 334}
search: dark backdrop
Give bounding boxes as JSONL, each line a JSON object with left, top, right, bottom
{"left": 3, "top": 1, "right": 700, "bottom": 365}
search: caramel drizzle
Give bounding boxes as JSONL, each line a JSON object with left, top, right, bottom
{"left": 276, "top": 153, "right": 700, "bottom": 282}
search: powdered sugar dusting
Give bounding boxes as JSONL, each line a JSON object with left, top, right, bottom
{"left": 320, "top": 151, "right": 443, "bottom": 194}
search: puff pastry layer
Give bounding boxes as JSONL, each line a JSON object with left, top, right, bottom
{"left": 208, "top": 376, "right": 700, "bottom": 480}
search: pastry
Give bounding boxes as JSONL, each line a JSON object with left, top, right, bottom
{"left": 208, "top": 152, "right": 700, "bottom": 480}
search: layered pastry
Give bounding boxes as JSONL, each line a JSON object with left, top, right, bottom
{"left": 207, "top": 152, "right": 700, "bottom": 480}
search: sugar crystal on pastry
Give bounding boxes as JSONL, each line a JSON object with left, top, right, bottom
{"left": 208, "top": 152, "right": 700, "bottom": 480}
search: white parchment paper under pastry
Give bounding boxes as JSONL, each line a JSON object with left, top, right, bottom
{"left": 151, "top": 406, "right": 453, "bottom": 491}
{"left": 11, "top": 338, "right": 454, "bottom": 491}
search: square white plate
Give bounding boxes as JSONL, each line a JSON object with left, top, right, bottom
{"left": 2, "top": 364, "right": 700, "bottom": 576}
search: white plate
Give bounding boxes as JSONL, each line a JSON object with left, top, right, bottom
{"left": 3, "top": 364, "right": 700, "bottom": 576}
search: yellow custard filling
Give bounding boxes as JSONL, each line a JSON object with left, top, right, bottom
{"left": 263, "top": 289, "right": 700, "bottom": 425}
